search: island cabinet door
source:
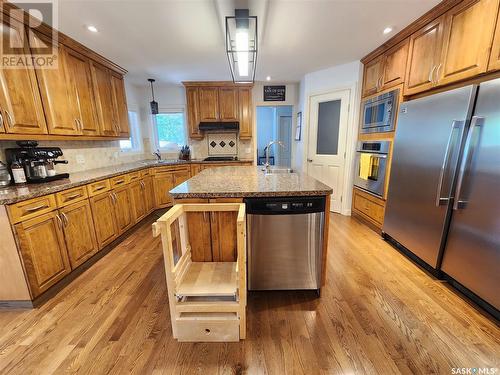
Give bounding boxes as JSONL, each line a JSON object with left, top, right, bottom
{"left": 90, "top": 191, "right": 119, "bottom": 249}
{"left": 15, "top": 211, "right": 71, "bottom": 298}
{"left": 59, "top": 200, "right": 98, "bottom": 269}
{"left": 130, "top": 180, "right": 147, "bottom": 223}
{"left": 174, "top": 198, "right": 212, "bottom": 261}
{"left": 209, "top": 198, "right": 242, "bottom": 262}
{"left": 112, "top": 185, "right": 134, "bottom": 234}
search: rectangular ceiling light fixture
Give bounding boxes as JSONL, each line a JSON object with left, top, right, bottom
{"left": 226, "top": 9, "right": 257, "bottom": 83}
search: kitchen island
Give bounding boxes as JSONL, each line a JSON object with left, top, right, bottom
{"left": 170, "top": 166, "right": 333, "bottom": 286}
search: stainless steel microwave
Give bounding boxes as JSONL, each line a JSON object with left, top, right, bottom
{"left": 360, "top": 88, "right": 399, "bottom": 133}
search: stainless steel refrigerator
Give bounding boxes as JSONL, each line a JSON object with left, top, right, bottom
{"left": 383, "top": 79, "right": 500, "bottom": 317}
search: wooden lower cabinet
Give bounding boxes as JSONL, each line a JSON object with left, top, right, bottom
{"left": 112, "top": 185, "right": 134, "bottom": 234}
{"left": 59, "top": 200, "right": 98, "bottom": 269}
{"left": 90, "top": 191, "right": 118, "bottom": 248}
{"left": 352, "top": 188, "right": 385, "bottom": 229}
{"left": 143, "top": 177, "right": 155, "bottom": 214}
{"left": 153, "top": 172, "right": 174, "bottom": 208}
{"left": 172, "top": 169, "right": 191, "bottom": 186}
{"left": 130, "top": 180, "right": 147, "bottom": 223}
{"left": 14, "top": 211, "right": 71, "bottom": 297}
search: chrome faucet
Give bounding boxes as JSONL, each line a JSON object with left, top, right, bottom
{"left": 153, "top": 149, "right": 161, "bottom": 160}
{"left": 264, "top": 140, "right": 285, "bottom": 172}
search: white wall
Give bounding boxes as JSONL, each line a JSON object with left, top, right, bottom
{"left": 294, "top": 60, "right": 363, "bottom": 215}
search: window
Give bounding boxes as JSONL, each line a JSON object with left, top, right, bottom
{"left": 120, "top": 111, "right": 142, "bottom": 152}
{"left": 153, "top": 110, "right": 186, "bottom": 151}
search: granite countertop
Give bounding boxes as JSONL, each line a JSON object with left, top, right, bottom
{"left": 170, "top": 166, "right": 333, "bottom": 198}
{"left": 0, "top": 159, "right": 253, "bottom": 205}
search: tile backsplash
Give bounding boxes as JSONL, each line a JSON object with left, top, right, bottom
{"left": 0, "top": 140, "right": 154, "bottom": 174}
{"left": 0, "top": 133, "right": 253, "bottom": 173}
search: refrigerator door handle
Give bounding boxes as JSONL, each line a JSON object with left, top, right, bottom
{"left": 454, "top": 116, "right": 484, "bottom": 210}
{"left": 435, "top": 120, "right": 465, "bottom": 207}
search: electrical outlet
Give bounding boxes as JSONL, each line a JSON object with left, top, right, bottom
{"left": 75, "top": 154, "right": 85, "bottom": 164}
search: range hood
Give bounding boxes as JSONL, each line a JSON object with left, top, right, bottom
{"left": 198, "top": 122, "right": 239, "bottom": 132}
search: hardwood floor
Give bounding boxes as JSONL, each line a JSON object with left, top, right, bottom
{"left": 0, "top": 212, "right": 498, "bottom": 374}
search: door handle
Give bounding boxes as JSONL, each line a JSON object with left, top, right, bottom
{"left": 61, "top": 212, "right": 69, "bottom": 226}
{"left": 5, "top": 110, "right": 13, "bottom": 128}
{"left": 0, "top": 110, "right": 3, "bottom": 128}
{"left": 434, "top": 63, "right": 442, "bottom": 84}
{"left": 428, "top": 65, "right": 437, "bottom": 84}
{"left": 454, "top": 116, "right": 484, "bottom": 210}
{"left": 307, "top": 159, "right": 313, "bottom": 162}
{"left": 435, "top": 120, "right": 465, "bottom": 207}
{"left": 56, "top": 214, "right": 63, "bottom": 228}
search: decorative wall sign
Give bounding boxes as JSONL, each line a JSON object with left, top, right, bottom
{"left": 295, "top": 111, "right": 302, "bottom": 141}
{"left": 264, "top": 85, "right": 286, "bottom": 101}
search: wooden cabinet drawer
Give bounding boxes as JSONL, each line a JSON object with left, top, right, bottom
{"left": 353, "top": 189, "right": 385, "bottom": 226}
{"left": 8, "top": 195, "right": 57, "bottom": 224}
{"left": 55, "top": 186, "right": 88, "bottom": 207}
{"left": 153, "top": 165, "right": 190, "bottom": 175}
{"left": 127, "top": 171, "right": 141, "bottom": 183}
{"left": 140, "top": 168, "right": 151, "bottom": 178}
{"left": 176, "top": 312, "right": 239, "bottom": 342}
{"left": 87, "top": 179, "right": 111, "bottom": 197}
{"left": 110, "top": 174, "right": 128, "bottom": 188}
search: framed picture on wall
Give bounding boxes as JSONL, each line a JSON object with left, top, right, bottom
{"left": 295, "top": 111, "right": 302, "bottom": 141}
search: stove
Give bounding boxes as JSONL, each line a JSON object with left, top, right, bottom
{"left": 203, "top": 156, "right": 238, "bottom": 162}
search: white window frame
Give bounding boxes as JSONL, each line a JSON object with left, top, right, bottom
{"left": 151, "top": 107, "right": 187, "bottom": 152}
{"left": 120, "top": 109, "right": 142, "bottom": 153}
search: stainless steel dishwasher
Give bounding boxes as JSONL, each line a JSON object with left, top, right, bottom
{"left": 245, "top": 196, "right": 325, "bottom": 291}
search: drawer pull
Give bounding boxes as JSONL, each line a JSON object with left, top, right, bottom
{"left": 114, "top": 179, "right": 125, "bottom": 184}
{"left": 66, "top": 193, "right": 81, "bottom": 200}
{"left": 94, "top": 185, "right": 106, "bottom": 191}
{"left": 24, "top": 204, "right": 48, "bottom": 213}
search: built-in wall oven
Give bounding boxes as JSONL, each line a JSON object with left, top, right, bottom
{"left": 354, "top": 140, "right": 390, "bottom": 198}
{"left": 360, "top": 88, "right": 399, "bottom": 133}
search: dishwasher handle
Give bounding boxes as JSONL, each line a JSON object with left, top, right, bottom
{"left": 245, "top": 196, "right": 326, "bottom": 215}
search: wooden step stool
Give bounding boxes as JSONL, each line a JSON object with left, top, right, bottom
{"left": 152, "top": 203, "right": 246, "bottom": 342}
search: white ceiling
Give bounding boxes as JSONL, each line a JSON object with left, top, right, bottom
{"left": 57, "top": 0, "right": 441, "bottom": 85}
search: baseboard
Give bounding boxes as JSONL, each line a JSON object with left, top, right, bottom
{"left": 0, "top": 300, "right": 33, "bottom": 309}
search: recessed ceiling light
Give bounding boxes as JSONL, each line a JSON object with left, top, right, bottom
{"left": 87, "top": 25, "right": 98, "bottom": 33}
{"left": 383, "top": 27, "right": 393, "bottom": 35}
{"left": 266, "top": 76, "right": 271, "bottom": 81}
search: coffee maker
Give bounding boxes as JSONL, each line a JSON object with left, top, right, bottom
{"left": 5, "top": 141, "right": 69, "bottom": 183}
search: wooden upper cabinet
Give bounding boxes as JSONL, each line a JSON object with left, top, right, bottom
{"left": 488, "top": 4, "right": 500, "bottom": 70}
{"left": 15, "top": 211, "right": 71, "bottom": 298}
{"left": 186, "top": 87, "right": 201, "bottom": 138}
{"left": 198, "top": 87, "right": 219, "bottom": 121}
{"left": 238, "top": 87, "right": 253, "bottom": 139}
{"left": 111, "top": 73, "right": 130, "bottom": 137}
{"left": 404, "top": 16, "right": 446, "bottom": 96}
{"left": 218, "top": 87, "right": 238, "bottom": 121}
{"left": 59, "top": 200, "right": 98, "bottom": 269}
{"left": 381, "top": 39, "right": 409, "bottom": 89}
{"left": 30, "top": 33, "right": 80, "bottom": 135}
{"left": 64, "top": 48, "right": 100, "bottom": 136}
{"left": 91, "top": 62, "right": 117, "bottom": 136}
{"left": 438, "top": 0, "right": 499, "bottom": 85}
{"left": 362, "top": 56, "right": 384, "bottom": 97}
{"left": 0, "top": 20, "right": 47, "bottom": 134}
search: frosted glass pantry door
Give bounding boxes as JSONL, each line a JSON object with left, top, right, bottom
{"left": 307, "top": 89, "right": 350, "bottom": 213}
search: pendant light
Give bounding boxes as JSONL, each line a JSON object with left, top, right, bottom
{"left": 225, "top": 9, "right": 257, "bottom": 83}
{"left": 148, "top": 78, "right": 159, "bottom": 115}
